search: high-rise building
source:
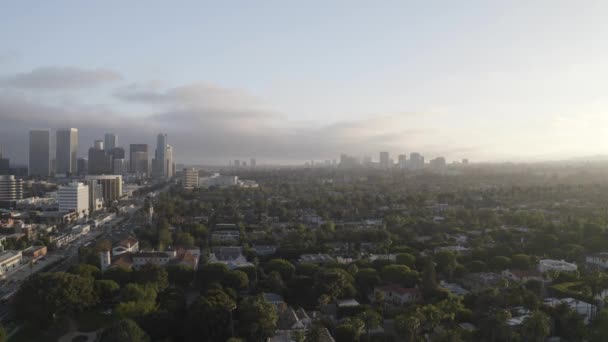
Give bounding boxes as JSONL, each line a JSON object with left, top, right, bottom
{"left": 29, "top": 129, "right": 50, "bottom": 177}
{"left": 182, "top": 168, "right": 199, "bottom": 189}
{"left": 88, "top": 144, "right": 112, "bottom": 175}
{"left": 85, "top": 175, "right": 123, "bottom": 204}
{"left": 429, "top": 157, "right": 446, "bottom": 169}
{"left": 77, "top": 158, "right": 88, "bottom": 176}
{"left": 153, "top": 133, "right": 167, "bottom": 178}
{"left": 56, "top": 128, "right": 78, "bottom": 175}
{"left": 250, "top": 158, "right": 256, "bottom": 168}
{"left": 398, "top": 154, "right": 407, "bottom": 169}
{"left": 58, "top": 182, "right": 89, "bottom": 217}
{"left": 110, "top": 147, "right": 125, "bottom": 160}
{"left": 0, "top": 158, "right": 8, "bottom": 175}
{"left": 409, "top": 152, "right": 425, "bottom": 169}
{"left": 379, "top": 151, "right": 390, "bottom": 169}
{"left": 0, "top": 175, "right": 23, "bottom": 203}
{"left": 234, "top": 160, "right": 241, "bottom": 168}
{"left": 165, "top": 144, "right": 174, "bottom": 178}
{"left": 104, "top": 133, "right": 117, "bottom": 153}
{"left": 462, "top": 158, "right": 469, "bottom": 165}
{"left": 129, "top": 144, "right": 148, "bottom": 175}
{"left": 113, "top": 158, "right": 127, "bottom": 175}
{"left": 94, "top": 140, "right": 104, "bottom": 150}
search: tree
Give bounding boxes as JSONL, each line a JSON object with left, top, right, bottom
{"left": 335, "top": 318, "right": 364, "bottom": 342}
{"left": 68, "top": 264, "right": 101, "bottom": 279}
{"left": 175, "top": 232, "right": 195, "bottom": 246}
{"left": 358, "top": 309, "right": 382, "bottom": 339}
{"left": 315, "top": 268, "right": 356, "bottom": 299}
{"left": 237, "top": 296, "right": 278, "bottom": 342}
{"left": 522, "top": 311, "right": 551, "bottom": 342}
{"left": 199, "top": 263, "right": 229, "bottom": 288}
{"left": 488, "top": 256, "right": 511, "bottom": 271}
{"left": 222, "top": 270, "right": 249, "bottom": 290}
{"left": 184, "top": 289, "right": 236, "bottom": 342}
{"left": 396, "top": 253, "right": 416, "bottom": 267}
{"left": 133, "top": 264, "right": 169, "bottom": 291}
{"left": 421, "top": 258, "right": 438, "bottom": 297}
{"left": 380, "top": 265, "right": 419, "bottom": 288}
{"left": 167, "top": 264, "right": 195, "bottom": 288}
{"left": 589, "top": 309, "right": 608, "bottom": 342}
{"left": 355, "top": 268, "right": 380, "bottom": 295}
{"left": 100, "top": 319, "right": 149, "bottom": 342}
{"left": 95, "top": 279, "right": 120, "bottom": 304}
{"left": 511, "top": 254, "right": 532, "bottom": 270}
{"left": 265, "top": 259, "right": 296, "bottom": 280}
{"left": 14, "top": 272, "right": 98, "bottom": 327}
{"left": 395, "top": 313, "right": 421, "bottom": 342}
{"left": 103, "top": 266, "right": 133, "bottom": 286}
{"left": 0, "top": 323, "right": 6, "bottom": 342}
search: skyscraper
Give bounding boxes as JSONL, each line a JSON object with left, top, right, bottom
{"left": 379, "top": 151, "right": 390, "bottom": 169}
{"left": 129, "top": 144, "right": 149, "bottom": 175}
{"left": 153, "top": 133, "right": 167, "bottom": 178}
{"left": 250, "top": 158, "right": 256, "bottom": 168}
{"left": 398, "top": 154, "right": 407, "bottom": 169}
{"left": 29, "top": 129, "right": 50, "bottom": 177}
{"left": 56, "top": 128, "right": 78, "bottom": 175}
{"left": 165, "top": 144, "right": 174, "bottom": 178}
{"left": 104, "top": 133, "right": 117, "bottom": 153}
{"left": 0, "top": 175, "right": 23, "bottom": 203}
{"left": 88, "top": 143, "right": 112, "bottom": 175}
{"left": 58, "top": 182, "right": 89, "bottom": 216}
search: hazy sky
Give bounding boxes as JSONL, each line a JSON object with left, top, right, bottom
{"left": 1, "top": 1, "right": 608, "bottom": 164}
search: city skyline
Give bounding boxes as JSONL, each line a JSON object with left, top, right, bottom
{"left": 2, "top": 2, "right": 608, "bottom": 164}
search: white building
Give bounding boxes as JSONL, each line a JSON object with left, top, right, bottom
{"left": 199, "top": 173, "right": 238, "bottom": 188}
{"left": 538, "top": 259, "right": 578, "bottom": 273}
{"left": 0, "top": 250, "right": 22, "bottom": 277}
{"left": 373, "top": 285, "right": 420, "bottom": 305}
{"left": 0, "top": 175, "right": 23, "bottom": 202}
{"left": 58, "top": 182, "right": 89, "bottom": 217}
{"left": 112, "top": 237, "right": 139, "bottom": 256}
{"left": 586, "top": 253, "right": 608, "bottom": 270}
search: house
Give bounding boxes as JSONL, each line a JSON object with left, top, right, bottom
{"left": 263, "top": 292, "right": 286, "bottom": 308}
{"left": 434, "top": 245, "right": 470, "bottom": 254}
{"left": 538, "top": 259, "right": 578, "bottom": 273}
{"left": 586, "top": 253, "right": 608, "bottom": 270}
{"left": 169, "top": 245, "right": 202, "bottom": 269}
{"left": 440, "top": 281, "right": 469, "bottom": 296}
{"left": 298, "top": 254, "right": 335, "bottom": 264}
{"left": 112, "top": 237, "right": 139, "bottom": 256}
{"left": 252, "top": 245, "right": 277, "bottom": 256}
{"left": 211, "top": 224, "right": 240, "bottom": 244}
{"left": 502, "top": 269, "right": 545, "bottom": 283}
{"left": 461, "top": 272, "right": 506, "bottom": 292}
{"left": 373, "top": 285, "right": 420, "bottom": 305}
{"left": 132, "top": 251, "right": 175, "bottom": 269}
{"left": 544, "top": 297, "right": 597, "bottom": 325}
{"left": 208, "top": 247, "right": 253, "bottom": 269}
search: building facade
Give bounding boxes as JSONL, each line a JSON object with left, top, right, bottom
{"left": 0, "top": 175, "right": 23, "bottom": 202}
{"left": 182, "top": 168, "right": 199, "bottom": 188}
{"left": 55, "top": 128, "right": 78, "bottom": 175}
{"left": 29, "top": 129, "right": 50, "bottom": 177}
{"left": 85, "top": 175, "right": 123, "bottom": 205}
{"left": 129, "top": 144, "right": 149, "bottom": 175}
{"left": 58, "top": 181, "right": 89, "bottom": 216}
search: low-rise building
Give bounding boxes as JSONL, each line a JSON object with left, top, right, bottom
{"left": 544, "top": 297, "right": 597, "bottom": 325}
{"left": 112, "top": 237, "right": 139, "bottom": 256}
{"left": 0, "top": 250, "right": 22, "bottom": 277}
{"left": 22, "top": 245, "right": 47, "bottom": 260}
{"left": 502, "top": 269, "right": 545, "bottom": 283}
{"left": 208, "top": 247, "right": 253, "bottom": 269}
{"left": 373, "top": 284, "right": 420, "bottom": 305}
{"left": 538, "top": 259, "right": 578, "bottom": 273}
{"left": 298, "top": 254, "right": 335, "bottom": 264}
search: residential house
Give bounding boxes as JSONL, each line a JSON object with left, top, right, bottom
{"left": 373, "top": 284, "right": 420, "bottom": 306}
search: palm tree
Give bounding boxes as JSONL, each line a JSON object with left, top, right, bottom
{"left": 522, "top": 311, "right": 551, "bottom": 342}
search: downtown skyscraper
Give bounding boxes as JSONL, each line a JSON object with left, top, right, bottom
{"left": 153, "top": 133, "right": 168, "bottom": 179}
{"left": 104, "top": 133, "right": 117, "bottom": 153}
{"left": 29, "top": 129, "right": 51, "bottom": 177}
{"left": 56, "top": 128, "right": 78, "bottom": 175}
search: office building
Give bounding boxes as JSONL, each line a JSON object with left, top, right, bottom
{"left": 0, "top": 158, "right": 8, "bottom": 175}
{"left": 56, "top": 128, "right": 78, "bottom": 175}
{"left": 0, "top": 175, "right": 23, "bottom": 202}
{"left": 234, "top": 160, "right": 241, "bottom": 168}
{"left": 379, "top": 151, "right": 390, "bottom": 169}
{"left": 409, "top": 152, "right": 424, "bottom": 169}
{"left": 153, "top": 133, "right": 167, "bottom": 178}
{"left": 58, "top": 182, "right": 89, "bottom": 217}
{"left": 250, "top": 158, "right": 256, "bottom": 168}
{"left": 84, "top": 179, "right": 103, "bottom": 212}
{"left": 166, "top": 144, "right": 174, "bottom": 178}
{"left": 129, "top": 144, "right": 149, "bottom": 175}
{"left": 29, "top": 129, "right": 50, "bottom": 177}
{"left": 110, "top": 147, "right": 125, "bottom": 160}
{"left": 77, "top": 158, "right": 88, "bottom": 176}
{"left": 398, "top": 154, "right": 407, "bottom": 169}
{"left": 88, "top": 145, "right": 112, "bottom": 175}
{"left": 94, "top": 140, "right": 104, "bottom": 150}
{"left": 429, "top": 157, "right": 446, "bottom": 169}
{"left": 113, "top": 158, "right": 127, "bottom": 175}
{"left": 182, "top": 168, "right": 199, "bottom": 189}
{"left": 104, "top": 133, "right": 117, "bottom": 153}
{"left": 85, "top": 175, "right": 123, "bottom": 204}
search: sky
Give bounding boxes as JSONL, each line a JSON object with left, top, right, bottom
{"left": 1, "top": 1, "right": 608, "bottom": 165}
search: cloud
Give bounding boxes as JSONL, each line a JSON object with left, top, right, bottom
{"left": 1, "top": 66, "right": 122, "bottom": 89}
{"left": 0, "top": 79, "right": 478, "bottom": 165}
